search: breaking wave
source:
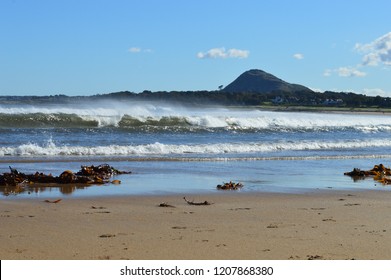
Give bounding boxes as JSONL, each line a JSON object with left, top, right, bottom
{"left": 1, "top": 138, "right": 391, "bottom": 157}
{"left": 1, "top": 104, "right": 391, "bottom": 133}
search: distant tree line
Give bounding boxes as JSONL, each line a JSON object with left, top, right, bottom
{"left": 95, "top": 90, "right": 391, "bottom": 108}
{"left": 1, "top": 90, "right": 391, "bottom": 108}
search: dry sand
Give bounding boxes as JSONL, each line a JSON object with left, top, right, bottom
{"left": 1, "top": 190, "right": 391, "bottom": 260}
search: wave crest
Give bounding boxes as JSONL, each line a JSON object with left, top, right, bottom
{"left": 1, "top": 139, "right": 391, "bottom": 157}
{"left": 2, "top": 105, "right": 391, "bottom": 132}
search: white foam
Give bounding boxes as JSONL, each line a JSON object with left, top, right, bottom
{"left": 2, "top": 103, "right": 391, "bottom": 131}
{"left": 1, "top": 139, "right": 391, "bottom": 157}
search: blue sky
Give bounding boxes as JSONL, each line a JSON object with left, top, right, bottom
{"left": 1, "top": 0, "right": 390, "bottom": 96}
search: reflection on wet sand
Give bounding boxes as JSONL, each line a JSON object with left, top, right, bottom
{"left": 1, "top": 183, "right": 89, "bottom": 196}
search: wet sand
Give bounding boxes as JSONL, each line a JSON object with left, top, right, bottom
{"left": 1, "top": 190, "right": 391, "bottom": 260}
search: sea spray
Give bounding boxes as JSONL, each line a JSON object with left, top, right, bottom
{"left": 1, "top": 102, "right": 391, "bottom": 163}
{"left": 1, "top": 103, "right": 391, "bottom": 132}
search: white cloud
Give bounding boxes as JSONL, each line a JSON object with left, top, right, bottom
{"left": 293, "top": 53, "right": 304, "bottom": 60}
{"left": 128, "top": 47, "right": 153, "bottom": 53}
{"left": 128, "top": 47, "right": 141, "bottom": 53}
{"left": 226, "top": 48, "right": 249, "bottom": 58}
{"left": 361, "top": 88, "right": 391, "bottom": 97}
{"left": 323, "top": 66, "right": 366, "bottom": 78}
{"left": 314, "top": 87, "right": 391, "bottom": 97}
{"left": 323, "top": 69, "right": 332, "bottom": 77}
{"left": 355, "top": 32, "right": 391, "bottom": 66}
{"left": 336, "top": 66, "right": 366, "bottom": 77}
{"left": 324, "top": 32, "right": 391, "bottom": 79}
{"left": 197, "top": 47, "right": 249, "bottom": 59}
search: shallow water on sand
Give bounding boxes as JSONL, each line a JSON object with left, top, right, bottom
{"left": 0, "top": 157, "right": 388, "bottom": 198}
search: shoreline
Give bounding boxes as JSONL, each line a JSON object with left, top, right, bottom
{"left": 2, "top": 190, "right": 391, "bottom": 260}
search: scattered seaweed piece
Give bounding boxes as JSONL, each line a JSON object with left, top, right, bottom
{"left": 99, "top": 234, "right": 115, "bottom": 238}
{"left": 344, "top": 163, "right": 391, "bottom": 185}
{"left": 216, "top": 181, "right": 244, "bottom": 190}
{"left": 158, "top": 202, "right": 176, "bottom": 208}
{"left": 307, "top": 255, "right": 323, "bottom": 260}
{"left": 172, "top": 226, "right": 186, "bottom": 229}
{"left": 267, "top": 224, "right": 279, "bottom": 229}
{"left": 44, "top": 199, "right": 62, "bottom": 204}
{"left": 183, "top": 196, "right": 212, "bottom": 206}
{"left": 91, "top": 206, "right": 106, "bottom": 209}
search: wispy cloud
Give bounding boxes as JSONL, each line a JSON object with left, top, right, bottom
{"left": 128, "top": 47, "right": 153, "bottom": 53}
{"left": 361, "top": 88, "right": 390, "bottom": 97}
{"left": 293, "top": 53, "right": 304, "bottom": 60}
{"left": 323, "top": 66, "right": 366, "bottom": 78}
{"left": 355, "top": 32, "right": 391, "bottom": 66}
{"left": 323, "top": 69, "right": 332, "bottom": 77}
{"left": 197, "top": 47, "right": 249, "bottom": 59}
{"left": 128, "top": 47, "right": 141, "bottom": 53}
{"left": 336, "top": 66, "right": 367, "bottom": 77}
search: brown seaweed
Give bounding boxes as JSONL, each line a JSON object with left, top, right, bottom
{"left": 0, "top": 164, "right": 131, "bottom": 187}
{"left": 216, "top": 181, "right": 244, "bottom": 190}
{"left": 44, "top": 199, "right": 62, "bottom": 203}
{"left": 344, "top": 163, "right": 391, "bottom": 185}
{"left": 183, "top": 196, "right": 213, "bottom": 206}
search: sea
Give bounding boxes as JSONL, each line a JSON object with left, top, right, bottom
{"left": 1, "top": 99, "right": 391, "bottom": 198}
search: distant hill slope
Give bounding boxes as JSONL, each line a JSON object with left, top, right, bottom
{"left": 223, "top": 69, "right": 313, "bottom": 93}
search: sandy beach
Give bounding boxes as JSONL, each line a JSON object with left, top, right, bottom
{"left": 1, "top": 190, "right": 391, "bottom": 260}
